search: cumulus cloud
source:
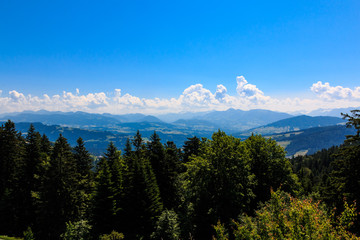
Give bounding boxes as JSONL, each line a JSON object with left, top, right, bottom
{"left": 9, "top": 90, "right": 26, "bottom": 103}
{"left": 181, "top": 84, "right": 218, "bottom": 106}
{"left": 0, "top": 77, "right": 359, "bottom": 115}
{"left": 236, "top": 76, "right": 270, "bottom": 103}
{"left": 215, "top": 84, "right": 227, "bottom": 101}
{"left": 310, "top": 81, "right": 360, "bottom": 100}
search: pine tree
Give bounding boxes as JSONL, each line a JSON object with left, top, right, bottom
{"left": 105, "top": 142, "right": 126, "bottom": 227}
{"left": 19, "top": 125, "right": 44, "bottom": 234}
{"left": 132, "top": 130, "right": 143, "bottom": 152}
{"left": 182, "top": 136, "right": 201, "bottom": 163}
{"left": 40, "top": 133, "right": 52, "bottom": 155}
{"left": 0, "top": 120, "right": 26, "bottom": 235}
{"left": 147, "top": 133, "right": 180, "bottom": 209}
{"left": 122, "top": 131, "right": 163, "bottom": 239}
{"left": 124, "top": 138, "right": 132, "bottom": 158}
{"left": 73, "top": 137, "right": 94, "bottom": 220}
{"left": 92, "top": 156, "right": 116, "bottom": 237}
{"left": 38, "top": 134, "right": 79, "bottom": 239}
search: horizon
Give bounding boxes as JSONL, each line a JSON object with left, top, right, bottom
{"left": 1, "top": 1, "right": 359, "bottom": 114}
{"left": 0, "top": 106, "right": 357, "bottom": 119}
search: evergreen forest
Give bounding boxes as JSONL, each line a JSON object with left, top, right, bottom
{"left": 1, "top": 110, "right": 360, "bottom": 239}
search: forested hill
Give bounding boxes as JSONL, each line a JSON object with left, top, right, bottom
{"left": 2, "top": 120, "right": 355, "bottom": 158}
{"left": 1, "top": 116, "right": 360, "bottom": 239}
{"left": 236, "top": 115, "right": 346, "bottom": 136}
{"left": 271, "top": 124, "right": 356, "bottom": 156}
{"left": 0, "top": 121, "right": 129, "bottom": 156}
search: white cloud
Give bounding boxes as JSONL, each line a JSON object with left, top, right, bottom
{"left": 215, "top": 84, "right": 227, "bottom": 101}
{"left": 236, "top": 76, "right": 270, "bottom": 103}
{"left": 0, "top": 77, "right": 359, "bottom": 115}
{"left": 9, "top": 90, "right": 26, "bottom": 103}
{"left": 181, "top": 84, "right": 217, "bottom": 106}
{"left": 310, "top": 81, "right": 358, "bottom": 100}
{"left": 114, "top": 89, "right": 121, "bottom": 97}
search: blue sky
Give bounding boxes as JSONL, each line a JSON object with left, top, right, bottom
{"left": 0, "top": 0, "right": 359, "bottom": 114}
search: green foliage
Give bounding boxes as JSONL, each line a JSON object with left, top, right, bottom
{"left": 182, "top": 136, "right": 201, "bottom": 163}
{"left": 23, "top": 227, "right": 34, "bottom": 240}
{"left": 212, "top": 221, "right": 229, "bottom": 240}
{"left": 342, "top": 110, "right": 360, "bottom": 143}
{"left": 291, "top": 146, "right": 339, "bottom": 196}
{"left": 0, "top": 120, "right": 26, "bottom": 235}
{"left": 37, "top": 134, "right": 86, "bottom": 239}
{"left": 99, "top": 231, "right": 124, "bottom": 240}
{"left": 245, "top": 134, "right": 300, "bottom": 209}
{"left": 337, "top": 200, "right": 358, "bottom": 231}
{"left": 147, "top": 132, "right": 180, "bottom": 209}
{"left": 2, "top": 120, "right": 360, "bottom": 239}
{"left": 60, "top": 220, "right": 91, "bottom": 240}
{"left": 0, "top": 236, "right": 24, "bottom": 240}
{"left": 92, "top": 157, "right": 115, "bottom": 235}
{"left": 321, "top": 110, "right": 360, "bottom": 233}
{"left": 181, "top": 130, "right": 254, "bottom": 238}
{"left": 151, "top": 210, "right": 181, "bottom": 240}
{"left": 222, "top": 190, "right": 360, "bottom": 240}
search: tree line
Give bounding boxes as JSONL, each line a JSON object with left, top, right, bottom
{"left": 0, "top": 110, "right": 359, "bottom": 239}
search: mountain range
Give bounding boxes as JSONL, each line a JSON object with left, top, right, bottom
{"left": 0, "top": 108, "right": 292, "bottom": 132}
{"left": 0, "top": 107, "right": 357, "bottom": 157}
{"left": 236, "top": 115, "right": 346, "bottom": 136}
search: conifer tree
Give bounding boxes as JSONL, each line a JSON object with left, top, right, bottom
{"left": 327, "top": 110, "right": 360, "bottom": 233}
{"left": 73, "top": 137, "right": 94, "bottom": 220}
{"left": 182, "top": 136, "right": 201, "bottom": 162}
{"left": 19, "top": 125, "right": 44, "bottom": 233}
{"left": 163, "top": 141, "right": 181, "bottom": 209}
{"left": 0, "top": 120, "right": 26, "bottom": 235}
{"left": 132, "top": 130, "right": 143, "bottom": 152}
{"left": 41, "top": 133, "right": 52, "bottom": 156}
{"left": 124, "top": 138, "right": 132, "bottom": 158}
{"left": 104, "top": 142, "right": 126, "bottom": 228}
{"left": 122, "top": 131, "right": 163, "bottom": 239}
{"left": 38, "top": 134, "right": 79, "bottom": 239}
{"left": 147, "top": 134, "right": 180, "bottom": 210}
{"left": 92, "top": 156, "right": 115, "bottom": 237}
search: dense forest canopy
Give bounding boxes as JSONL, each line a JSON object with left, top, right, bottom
{"left": 0, "top": 110, "right": 359, "bottom": 239}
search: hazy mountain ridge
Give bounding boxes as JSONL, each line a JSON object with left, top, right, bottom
{"left": 194, "top": 108, "right": 293, "bottom": 131}
{"left": 1, "top": 108, "right": 357, "bottom": 157}
{"left": 236, "top": 115, "right": 346, "bottom": 136}
{"left": 0, "top": 108, "right": 293, "bottom": 132}
{"left": 270, "top": 125, "right": 356, "bottom": 157}
{"left": 307, "top": 107, "right": 358, "bottom": 117}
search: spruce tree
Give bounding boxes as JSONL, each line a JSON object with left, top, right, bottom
{"left": 0, "top": 120, "right": 26, "bottom": 235}
{"left": 122, "top": 131, "right": 163, "bottom": 239}
{"left": 38, "top": 134, "right": 79, "bottom": 239}
{"left": 92, "top": 156, "right": 116, "bottom": 237}
{"left": 147, "top": 133, "right": 180, "bottom": 209}
{"left": 19, "top": 125, "right": 43, "bottom": 234}
{"left": 40, "top": 133, "right": 52, "bottom": 155}
{"left": 182, "top": 136, "right": 201, "bottom": 163}
{"left": 73, "top": 137, "right": 94, "bottom": 220}
{"left": 104, "top": 142, "right": 126, "bottom": 228}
